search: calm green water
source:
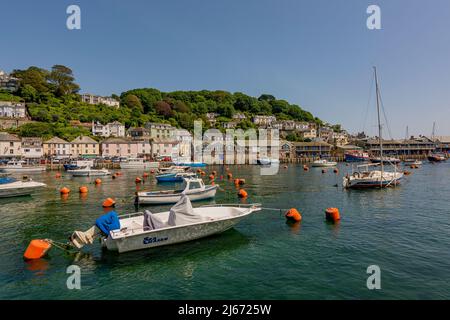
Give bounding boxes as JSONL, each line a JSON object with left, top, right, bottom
{"left": 1, "top": 163, "right": 449, "bottom": 300}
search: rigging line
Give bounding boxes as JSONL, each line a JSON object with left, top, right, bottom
{"left": 376, "top": 76, "right": 393, "bottom": 140}
{"left": 360, "top": 74, "right": 375, "bottom": 135}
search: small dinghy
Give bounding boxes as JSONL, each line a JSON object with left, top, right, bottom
{"left": 138, "top": 177, "right": 218, "bottom": 204}
{"left": 69, "top": 195, "right": 261, "bottom": 253}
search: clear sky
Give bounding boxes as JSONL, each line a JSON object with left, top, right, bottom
{"left": 1, "top": 0, "right": 449, "bottom": 137}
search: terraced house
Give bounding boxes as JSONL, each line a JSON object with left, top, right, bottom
{"left": 70, "top": 136, "right": 100, "bottom": 157}
{"left": 101, "top": 137, "right": 151, "bottom": 158}
{"left": 0, "top": 132, "right": 21, "bottom": 158}
{"left": 43, "top": 137, "right": 71, "bottom": 158}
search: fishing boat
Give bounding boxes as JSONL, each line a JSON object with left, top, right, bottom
{"left": 69, "top": 194, "right": 261, "bottom": 253}
{"left": 67, "top": 165, "right": 111, "bottom": 177}
{"left": 138, "top": 177, "right": 218, "bottom": 204}
{"left": 155, "top": 171, "right": 196, "bottom": 183}
{"left": 344, "top": 151, "right": 370, "bottom": 162}
{"left": 428, "top": 153, "right": 446, "bottom": 162}
{"left": 0, "top": 175, "right": 46, "bottom": 198}
{"left": 0, "top": 160, "right": 46, "bottom": 173}
{"left": 343, "top": 67, "right": 404, "bottom": 189}
{"left": 311, "top": 159, "right": 337, "bottom": 167}
{"left": 120, "top": 158, "right": 159, "bottom": 169}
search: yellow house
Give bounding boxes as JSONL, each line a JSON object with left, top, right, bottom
{"left": 70, "top": 136, "right": 100, "bottom": 157}
{"left": 43, "top": 137, "right": 71, "bottom": 158}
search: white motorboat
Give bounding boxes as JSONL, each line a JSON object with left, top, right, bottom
{"left": 311, "top": 159, "right": 338, "bottom": 167}
{"left": 0, "top": 175, "right": 46, "bottom": 198}
{"left": 120, "top": 158, "right": 159, "bottom": 169}
{"left": 138, "top": 177, "right": 217, "bottom": 204}
{"left": 0, "top": 160, "right": 46, "bottom": 173}
{"left": 69, "top": 194, "right": 262, "bottom": 253}
{"left": 403, "top": 159, "right": 422, "bottom": 166}
{"left": 257, "top": 157, "right": 280, "bottom": 165}
{"left": 67, "top": 165, "right": 111, "bottom": 177}
{"left": 370, "top": 156, "right": 401, "bottom": 164}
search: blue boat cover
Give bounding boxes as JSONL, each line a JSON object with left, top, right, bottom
{"left": 0, "top": 177, "right": 16, "bottom": 184}
{"left": 95, "top": 211, "right": 121, "bottom": 235}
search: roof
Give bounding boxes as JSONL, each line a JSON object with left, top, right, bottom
{"left": 128, "top": 127, "right": 149, "bottom": 132}
{"left": 338, "top": 144, "right": 362, "bottom": 150}
{"left": 0, "top": 132, "right": 20, "bottom": 142}
{"left": 71, "top": 136, "right": 99, "bottom": 144}
{"left": 151, "top": 138, "right": 179, "bottom": 145}
{"left": 101, "top": 137, "right": 129, "bottom": 144}
{"left": 434, "top": 136, "right": 450, "bottom": 144}
{"left": 293, "top": 141, "right": 332, "bottom": 147}
{"left": 44, "top": 137, "right": 69, "bottom": 144}
{"left": 366, "top": 139, "right": 434, "bottom": 145}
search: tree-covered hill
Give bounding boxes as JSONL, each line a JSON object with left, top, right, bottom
{"left": 3, "top": 65, "right": 323, "bottom": 140}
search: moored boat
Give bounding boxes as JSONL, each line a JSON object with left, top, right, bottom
{"left": 0, "top": 175, "right": 46, "bottom": 198}
{"left": 403, "top": 159, "right": 422, "bottom": 166}
{"left": 173, "top": 161, "right": 207, "bottom": 168}
{"left": 370, "top": 156, "right": 401, "bottom": 164}
{"left": 155, "top": 171, "right": 196, "bottom": 183}
{"left": 428, "top": 153, "right": 446, "bottom": 162}
{"left": 0, "top": 160, "right": 46, "bottom": 173}
{"left": 120, "top": 158, "right": 159, "bottom": 169}
{"left": 311, "top": 159, "right": 337, "bottom": 167}
{"left": 138, "top": 177, "right": 218, "bottom": 204}
{"left": 67, "top": 166, "right": 111, "bottom": 177}
{"left": 69, "top": 195, "right": 262, "bottom": 253}
{"left": 344, "top": 151, "right": 370, "bottom": 162}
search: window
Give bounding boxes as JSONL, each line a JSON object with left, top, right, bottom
{"left": 10, "top": 149, "right": 13, "bottom": 154}
{"left": 10, "top": 142, "right": 13, "bottom": 147}
{"left": 189, "top": 181, "right": 202, "bottom": 190}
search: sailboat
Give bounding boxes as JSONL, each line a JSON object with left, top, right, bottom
{"left": 428, "top": 122, "right": 446, "bottom": 162}
{"left": 343, "top": 67, "right": 403, "bottom": 189}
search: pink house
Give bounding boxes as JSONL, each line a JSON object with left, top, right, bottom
{"left": 101, "top": 137, "right": 151, "bottom": 158}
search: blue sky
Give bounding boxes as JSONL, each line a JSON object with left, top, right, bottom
{"left": 1, "top": 0, "right": 450, "bottom": 137}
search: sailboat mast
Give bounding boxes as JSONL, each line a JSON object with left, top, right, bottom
{"left": 374, "top": 67, "right": 384, "bottom": 181}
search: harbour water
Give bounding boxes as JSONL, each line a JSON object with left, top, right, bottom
{"left": 1, "top": 163, "right": 449, "bottom": 299}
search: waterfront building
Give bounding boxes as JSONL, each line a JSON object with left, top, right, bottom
{"left": 43, "top": 137, "right": 71, "bottom": 158}
{"left": 21, "top": 137, "right": 43, "bottom": 159}
{"left": 293, "top": 141, "right": 332, "bottom": 157}
{"left": 70, "top": 136, "right": 100, "bottom": 157}
{"left": 279, "top": 140, "right": 294, "bottom": 161}
{"left": 101, "top": 137, "right": 151, "bottom": 158}
{"left": 92, "top": 121, "right": 125, "bottom": 137}
{"left": 0, "top": 132, "right": 21, "bottom": 158}
{"left": 433, "top": 136, "right": 450, "bottom": 153}
{"left": 80, "top": 93, "right": 120, "bottom": 108}
{"left": 0, "top": 101, "right": 26, "bottom": 118}
{"left": 0, "top": 70, "right": 19, "bottom": 92}
{"left": 151, "top": 138, "right": 179, "bottom": 160}
{"left": 144, "top": 122, "right": 176, "bottom": 139}
{"left": 363, "top": 138, "right": 435, "bottom": 156}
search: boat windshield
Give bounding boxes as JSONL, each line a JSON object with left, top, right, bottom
{"left": 0, "top": 177, "right": 16, "bottom": 184}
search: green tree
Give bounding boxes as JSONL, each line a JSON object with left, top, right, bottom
{"left": 47, "top": 65, "right": 80, "bottom": 96}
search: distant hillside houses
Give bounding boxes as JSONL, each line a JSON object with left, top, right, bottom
{"left": 80, "top": 93, "right": 120, "bottom": 108}
{"left": 92, "top": 121, "right": 125, "bottom": 137}
{"left": 0, "top": 70, "right": 19, "bottom": 92}
{"left": 0, "top": 101, "right": 27, "bottom": 118}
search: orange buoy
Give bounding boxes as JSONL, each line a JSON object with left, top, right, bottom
{"left": 234, "top": 178, "right": 240, "bottom": 185}
{"left": 55, "top": 173, "right": 61, "bottom": 178}
{"left": 284, "top": 165, "right": 288, "bottom": 169}
{"left": 209, "top": 174, "right": 215, "bottom": 180}
{"left": 212, "top": 170, "right": 217, "bottom": 176}
{"left": 303, "top": 165, "right": 309, "bottom": 171}
{"left": 150, "top": 169, "right": 155, "bottom": 174}
{"left": 403, "top": 171, "right": 412, "bottom": 175}
{"left": 60, "top": 187, "right": 70, "bottom": 194}
{"left": 112, "top": 175, "right": 116, "bottom": 179}
{"left": 115, "top": 172, "right": 122, "bottom": 176}
{"left": 238, "top": 189, "right": 248, "bottom": 198}
{"left": 211, "top": 181, "right": 215, "bottom": 185}
{"left": 95, "top": 178, "right": 102, "bottom": 185}
{"left": 322, "top": 169, "right": 327, "bottom": 174}
{"left": 333, "top": 168, "right": 339, "bottom": 173}
{"left": 325, "top": 208, "right": 340, "bottom": 222}
{"left": 227, "top": 172, "right": 233, "bottom": 179}
{"left": 79, "top": 186, "right": 88, "bottom": 193}
{"left": 285, "top": 208, "right": 302, "bottom": 222}
{"left": 135, "top": 177, "right": 142, "bottom": 183}
{"left": 200, "top": 171, "right": 206, "bottom": 176}
{"left": 23, "top": 239, "right": 52, "bottom": 260}
{"left": 102, "top": 197, "right": 116, "bottom": 208}
{"left": 238, "top": 179, "right": 245, "bottom": 185}
{"left": 143, "top": 172, "right": 149, "bottom": 178}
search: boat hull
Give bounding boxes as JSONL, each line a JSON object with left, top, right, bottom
{"left": 0, "top": 181, "right": 46, "bottom": 198}
{"left": 68, "top": 170, "right": 111, "bottom": 177}
{"left": 344, "top": 153, "right": 370, "bottom": 162}
{"left": 120, "top": 162, "right": 159, "bottom": 169}
{"left": 104, "top": 214, "right": 247, "bottom": 253}
{"left": 0, "top": 166, "right": 46, "bottom": 173}
{"left": 311, "top": 161, "right": 337, "bottom": 167}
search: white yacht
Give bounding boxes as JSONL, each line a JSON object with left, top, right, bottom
{"left": 67, "top": 165, "right": 111, "bottom": 177}
{"left": 0, "top": 175, "right": 46, "bottom": 198}
{"left": 311, "top": 159, "right": 338, "bottom": 167}
{"left": 119, "top": 158, "right": 159, "bottom": 169}
{"left": 0, "top": 160, "right": 46, "bottom": 173}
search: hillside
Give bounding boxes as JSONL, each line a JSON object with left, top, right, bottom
{"left": 2, "top": 65, "right": 324, "bottom": 140}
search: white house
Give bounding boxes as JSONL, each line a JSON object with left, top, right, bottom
{"left": 174, "top": 129, "right": 192, "bottom": 160}
{"left": 0, "top": 132, "right": 21, "bottom": 158}
{"left": 0, "top": 70, "right": 20, "bottom": 92}
{"left": 81, "top": 93, "right": 120, "bottom": 108}
{"left": 92, "top": 121, "right": 125, "bottom": 137}
{"left": 21, "top": 137, "right": 43, "bottom": 159}
{"left": 101, "top": 137, "right": 151, "bottom": 158}
{"left": 252, "top": 115, "right": 276, "bottom": 127}
{"left": 0, "top": 101, "right": 26, "bottom": 118}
